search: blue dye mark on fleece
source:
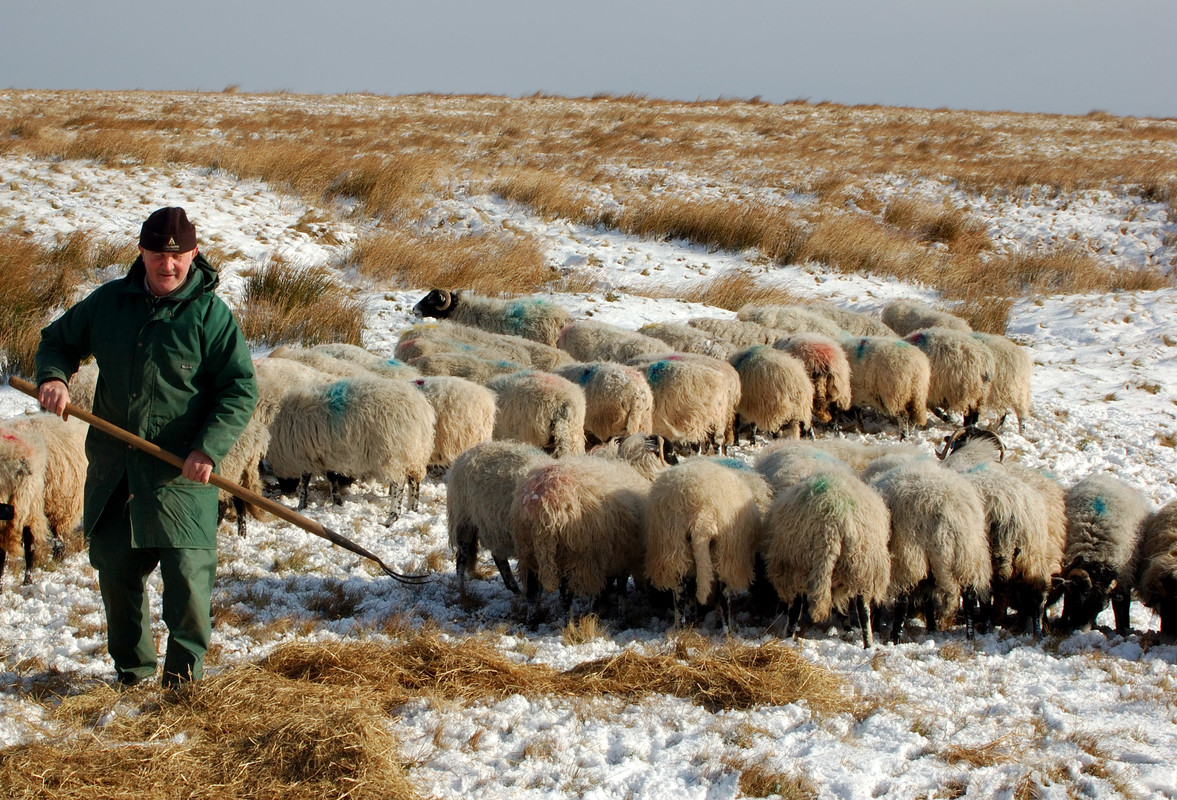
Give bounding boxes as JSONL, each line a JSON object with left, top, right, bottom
{"left": 908, "top": 332, "right": 927, "bottom": 348}
{"left": 504, "top": 301, "right": 535, "bottom": 336}
{"left": 574, "top": 365, "right": 598, "bottom": 386}
{"left": 855, "top": 339, "right": 869, "bottom": 360}
{"left": 712, "top": 457, "right": 751, "bottom": 472}
{"left": 731, "top": 347, "right": 763, "bottom": 369}
{"left": 325, "top": 381, "right": 352, "bottom": 421}
{"left": 386, "top": 358, "right": 406, "bottom": 367}
{"left": 1091, "top": 496, "right": 1108, "bottom": 516}
{"left": 646, "top": 360, "right": 672, "bottom": 387}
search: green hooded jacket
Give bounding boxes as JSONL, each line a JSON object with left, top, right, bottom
{"left": 35, "top": 253, "right": 257, "bottom": 548}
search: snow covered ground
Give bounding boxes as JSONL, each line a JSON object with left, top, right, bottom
{"left": 2, "top": 147, "right": 1177, "bottom": 799}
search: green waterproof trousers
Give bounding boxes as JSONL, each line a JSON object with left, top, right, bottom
{"left": 89, "top": 477, "right": 217, "bottom": 687}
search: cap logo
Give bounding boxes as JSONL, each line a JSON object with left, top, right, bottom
{"left": 165, "top": 236, "right": 178, "bottom": 251}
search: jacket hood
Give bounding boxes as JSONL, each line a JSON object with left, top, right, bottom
{"left": 121, "top": 252, "right": 220, "bottom": 299}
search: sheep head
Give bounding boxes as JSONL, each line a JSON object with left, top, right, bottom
{"left": 413, "top": 289, "right": 456, "bottom": 319}
{"left": 937, "top": 426, "right": 1005, "bottom": 462}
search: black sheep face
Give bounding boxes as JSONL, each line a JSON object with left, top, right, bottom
{"left": 413, "top": 289, "right": 456, "bottom": 319}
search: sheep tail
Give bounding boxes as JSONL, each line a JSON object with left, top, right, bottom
{"left": 691, "top": 520, "right": 717, "bottom": 606}
{"left": 806, "top": 523, "right": 842, "bottom": 623}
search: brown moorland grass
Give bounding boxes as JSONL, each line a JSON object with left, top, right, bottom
{"left": 236, "top": 260, "right": 365, "bottom": 347}
{"left": 638, "top": 268, "right": 804, "bottom": 311}
{"left": 0, "top": 630, "right": 859, "bottom": 799}
{"left": 0, "top": 90, "right": 1172, "bottom": 312}
{"left": 349, "top": 230, "right": 553, "bottom": 293}
{"left": 0, "top": 231, "right": 137, "bottom": 380}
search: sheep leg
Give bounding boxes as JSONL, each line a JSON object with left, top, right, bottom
{"left": 890, "top": 594, "right": 910, "bottom": 644}
{"left": 494, "top": 556, "right": 521, "bottom": 594}
{"left": 0, "top": 547, "right": 5, "bottom": 590}
{"left": 387, "top": 481, "right": 404, "bottom": 523}
{"left": 963, "top": 406, "right": 980, "bottom": 428}
{"left": 233, "top": 497, "right": 247, "bottom": 538}
{"left": 1110, "top": 586, "right": 1131, "bottom": 636}
{"left": 406, "top": 477, "right": 421, "bottom": 512}
{"left": 962, "top": 588, "right": 977, "bottom": 640}
{"left": 524, "top": 570, "right": 543, "bottom": 630}
{"left": 21, "top": 526, "right": 35, "bottom": 586}
{"left": 785, "top": 596, "right": 806, "bottom": 638}
{"left": 327, "top": 471, "right": 345, "bottom": 505}
{"left": 856, "top": 596, "right": 873, "bottom": 649}
{"left": 922, "top": 593, "right": 939, "bottom": 634}
{"left": 297, "top": 474, "right": 311, "bottom": 510}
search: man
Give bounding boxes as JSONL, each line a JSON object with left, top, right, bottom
{"left": 36, "top": 207, "right": 256, "bottom": 688}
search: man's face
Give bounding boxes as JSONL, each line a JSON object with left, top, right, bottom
{"left": 140, "top": 246, "right": 197, "bottom": 296}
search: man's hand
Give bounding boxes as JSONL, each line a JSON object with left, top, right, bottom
{"left": 38, "top": 380, "right": 71, "bottom": 420}
{"left": 183, "top": 450, "right": 215, "bottom": 484}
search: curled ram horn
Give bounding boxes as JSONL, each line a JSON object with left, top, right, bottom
{"left": 938, "top": 425, "right": 1005, "bottom": 462}
{"left": 434, "top": 288, "right": 453, "bottom": 311}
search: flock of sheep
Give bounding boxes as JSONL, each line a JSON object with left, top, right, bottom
{"left": 2, "top": 289, "right": 1176, "bottom": 650}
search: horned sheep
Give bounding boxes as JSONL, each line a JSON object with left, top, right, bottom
{"left": 486, "top": 370, "right": 587, "bottom": 458}
{"left": 266, "top": 375, "right": 436, "bottom": 521}
{"left": 1057, "top": 474, "right": 1151, "bottom": 634}
{"left": 413, "top": 289, "right": 573, "bottom": 347}
{"left": 0, "top": 413, "right": 87, "bottom": 589}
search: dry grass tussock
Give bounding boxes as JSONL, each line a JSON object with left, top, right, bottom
{"left": 1, "top": 90, "right": 1172, "bottom": 309}
{"left": 0, "top": 230, "right": 137, "bottom": 380}
{"left": 236, "top": 259, "right": 365, "bottom": 347}
{"left": 639, "top": 268, "right": 803, "bottom": 311}
{"left": 724, "top": 756, "right": 818, "bottom": 799}
{"left": 0, "top": 629, "right": 858, "bottom": 798}
{"left": 349, "top": 229, "right": 552, "bottom": 293}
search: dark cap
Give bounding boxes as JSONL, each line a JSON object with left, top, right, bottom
{"left": 139, "top": 207, "right": 197, "bottom": 253}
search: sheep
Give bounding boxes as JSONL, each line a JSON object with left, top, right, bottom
{"left": 905, "top": 326, "right": 994, "bottom": 427}
{"left": 727, "top": 346, "right": 814, "bottom": 442}
{"left": 1055, "top": 474, "right": 1151, "bottom": 634}
{"left": 627, "top": 353, "right": 738, "bottom": 454}
{"left": 512, "top": 454, "right": 650, "bottom": 627}
{"left": 556, "top": 319, "right": 670, "bottom": 363}
{"left": 1130, "top": 501, "right": 1177, "bottom": 637}
{"left": 310, "top": 342, "right": 422, "bottom": 380}
{"left": 761, "top": 468, "right": 892, "bottom": 648}
{"left": 736, "top": 304, "right": 846, "bottom": 339}
{"left": 644, "top": 457, "right": 772, "bottom": 628}
{"left": 269, "top": 344, "right": 385, "bottom": 380}
{"left": 638, "top": 321, "right": 731, "bottom": 359}
{"left": 587, "top": 433, "right": 677, "bottom": 482}
{"left": 216, "top": 417, "right": 271, "bottom": 537}
{"left": 411, "top": 375, "right": 497, "bottom": 471}
{"left": 486, "top": 370, "right": 587, "bottom": 458}
{"left": 755, "top": 440, "right": 856, "bottom": 494}
{"left": 396, "top": 319, "right": 573, "bottom": 371}
{"left": 972, "top": 332, "right": 1033, "bottom": 433}
{"left": 66, "top": 362, "right": 99, "bottom": 413}
{"left": 864, "top": 456, "right": 992, "bottom": 641}
{"left": 940, "top": 431, "right": 1058, "bottom": 636}
{"left": 553, "top": 362, "right": 654, "bottom": 445}
{"left": 815, "top": 438, "right": 929, "bottom": 474}
{"left": 774, "top": 333, "right": 852, "bottom": 425}
{"left": 0, "top": 413, "right": 87, "bottom": 589}
{"left": 881, "top": 299, "right": 972, "bottom": 336}
{"left": 839, "top": 336, "right": 931, "bottom": 435}
{"left": 252, "top": 356, "right": 333, "bottom": 427}
{"left": 447, "top": 440, "right": 553, "bottom": 599}
{"left": 806, "top": 302, "right": 897, "bottom": 338}
{"left": 407, "top": 351, "right": 528, "bottom": 383}
{"left": 687, "top": 316, "right": 779, "bottom": 348}
{"left": 413, "top": 289, "right": 573, "bottom": 346}
{"left": 266, "top": 376, "right": 436, "bottom": 521}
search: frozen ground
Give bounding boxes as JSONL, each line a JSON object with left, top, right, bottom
{"left": 2, "top": 150, "right": 1177, "bottom": 799}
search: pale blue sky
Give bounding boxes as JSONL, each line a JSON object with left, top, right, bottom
{"left": 3, "top": 1, "right": 1175, "bottom": 118}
